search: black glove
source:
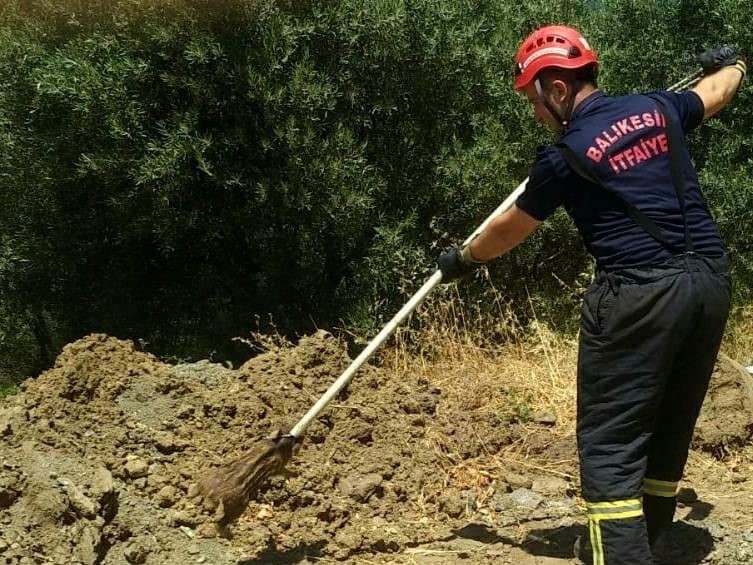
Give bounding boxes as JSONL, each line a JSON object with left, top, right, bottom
{"left": 437, "top": 244, "right": 482, "bottom": 283}
{"left": 699, "top": 45, "right": 743, "bottom": 74}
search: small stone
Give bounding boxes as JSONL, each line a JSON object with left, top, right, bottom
{"left": 0, "top": 487, "right": 19, "bottom": 509}
{"left": 439, "top": 493, "right": 466, "bottom": 518}
{"left": 148, "top": 463, "right": 164, "bottom": 475}
{"left": 707, "top": 523, "right": 726, "bottom": 541}
{"left": 532, "top": 477, "right": 568, "bottom": 497}
{"left": 533, "top": 414, "right": 558, "bottom": 426}
{"left": 334, "top": 528, "right": 363, "bottom": 552}
{"left": 195, "top": 523, "right": 217, "bottom": 539}
{"left": 75, "top": 524, "right": 100, "bottom": 565}
{"left": 0, "top": 407, "right": 23, "bottom": 437}
{"left": 124, "top": 458, "right": 149, "bottom": 479}
{"left": 123, "top": 542, "right": 148, "bottom": 564}
{"left": 677, "top": 487, "right": 698, "bottom": 504}
{"left": 156, "top": 486, "right": 179, "bottom": 508}
{"left": 505, "top": 473, "right": 533, "bottom": 490}
{"left": 493, "top": 493, "right": 514, "bottom": 512}
{"left": 509, "top": 488, "right": 544, "bottom": 510}
{"left": 154, "top": 432, "right": 184, "bottom": 454}
{"left": 338, "top": 473, "right": 382, "bottom": 502}
{"left": 91, "top": 467, "right": 115, "bottom": 497}
{"left": 148, "top": 474, "right": 168, "bottom": 487}
{"left": 33, "top": 488, "right": 68, "bottom": 520}
{"left": 168, "top": 510, "right": 198, "bottom": 527}
{"left": 64, "top": 483, "right": 98, "bottom": 519}
{"left": 187, "top": 545, "right": 200, "bottom": 555}
{"left": 256, "top": 505, "right": 273, "bottom": 520}
{"left": 493, "top": 480, "right": 511, "bottom": 494}
{"left": 36, "top": 418, "right": 51, "bottom": 431}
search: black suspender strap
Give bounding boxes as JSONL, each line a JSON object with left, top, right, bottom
{"left": 651, "top": 97, "right": 695, "bottom": 252}
{"left": 554, "top": 142, "right": 677, "bottom": 252}
{"left": 554, "top": 96, "right": 695, "bottom": 254}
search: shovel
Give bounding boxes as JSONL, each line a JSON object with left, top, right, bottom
{"left": 194, "top": 67, "right": 705, "bottom": 525}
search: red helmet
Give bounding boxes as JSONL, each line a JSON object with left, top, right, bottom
{"left": 514, "top": 25, "right": 598, "bottom": 91}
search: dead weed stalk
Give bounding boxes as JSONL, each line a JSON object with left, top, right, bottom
{"left": 379, "top": 279, "right": 753, "bottom": 497}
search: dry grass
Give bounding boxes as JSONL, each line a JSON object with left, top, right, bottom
{"left": 381, "top": 283, "right": 579, "bottom": 490}
{"left": 380, "top": 283, "right": 753, "bottom": 493}
{"left": 389, "top": 281, "right": 578, "bottom": 427}
{"left": 723, "top": 304, "right": 753, "bottom": 365}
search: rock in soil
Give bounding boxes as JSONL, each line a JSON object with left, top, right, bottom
{"left": 508, "top": 488, "right": 544, "bottom": 510}
{"left": 339, "top": 472, "right": 383, "bottom": 502}
{"left": 532, "top": 476, "right": 569, "bottom": 497}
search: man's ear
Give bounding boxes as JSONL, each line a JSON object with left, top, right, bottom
{"left": 552, "top": 79, "right": 569, "bottom": 104}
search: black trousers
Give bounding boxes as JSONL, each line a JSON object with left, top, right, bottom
{"left": 577, "top": 253, "right": 731, "bottom": 565}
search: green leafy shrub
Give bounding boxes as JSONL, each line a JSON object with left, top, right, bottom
{"left": 0, "top": 0, "right": 750, "bottom": 384}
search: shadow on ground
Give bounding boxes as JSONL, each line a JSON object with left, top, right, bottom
{"left": 521, "top": 520, "right": 714, "bottom": 564}
{"left": 241, "top": 541, "right": 326, "bottom": 564}
{"left": 449, "top": 516, "right": 714, "bottom": 564}
{"left": 241, "top": 513, "right": 714, "bottom": 564}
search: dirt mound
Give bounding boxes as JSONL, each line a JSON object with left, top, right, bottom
{"left": 0, "top": 332, "right": 544, "bottom": 564}
{"left": 694, "top": 353, "right": 753, "bottom": 455}
{"left": 1, "top": 333, "right": 752, "bottom": 564}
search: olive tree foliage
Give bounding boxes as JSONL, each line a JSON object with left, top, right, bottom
{"left": 0, "top": 0, "right": 751, "bottom": 383}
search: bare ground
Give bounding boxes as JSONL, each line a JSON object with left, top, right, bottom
{"left": 1, "top": 332, "right": 752, "bottom": 565}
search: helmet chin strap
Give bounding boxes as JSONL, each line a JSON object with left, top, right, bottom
{"left": 534, "top": 77, "right": 579, "bottom": 129}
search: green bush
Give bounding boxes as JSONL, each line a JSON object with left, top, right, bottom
{"left": 0, "top": 0, "right": 751, "bottom": 383}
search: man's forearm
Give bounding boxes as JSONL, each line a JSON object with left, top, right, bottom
{"left": 468, "top": 204, "right": 540, "bottom": 262}
{"left": 693, "top": 65, "right": 745, "bottom": 120}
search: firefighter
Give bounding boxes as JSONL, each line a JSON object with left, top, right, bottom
{"left": 438, "top": 26, "right": 745, "bottom": 564}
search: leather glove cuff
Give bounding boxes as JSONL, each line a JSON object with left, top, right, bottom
{"left": 460, "top": 244, "right": 486, "bottom": 265}
{"left": 734, "top": 60, "right": 747, "bottom": 80}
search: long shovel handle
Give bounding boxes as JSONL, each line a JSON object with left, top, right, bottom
{"left": 287, "top": 66, "right": 703, "bottom": 440}
{"left": 667, "top": 68, "right": 704, "bottom": 92}
{"left": 289, "top": 180, "right": 529, "bottom": 438}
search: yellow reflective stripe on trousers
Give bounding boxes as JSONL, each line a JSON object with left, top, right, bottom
{"left": 644, "top": 478, "right": 679, "bottom": 498}
{"left": 587, "top": 499, "right": 644, "bottom": 565}
{"left": 589, "top": 518, "right": 603, "bottom": 565}
{"left": 587, "top": 499, "right": 643, "bottom": 515}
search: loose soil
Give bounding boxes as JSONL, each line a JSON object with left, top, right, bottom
{"left": 1, "top": 332, "right": 753, "bottom": 564}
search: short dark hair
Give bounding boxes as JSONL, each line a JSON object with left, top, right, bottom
{"left": 538, "top": 65, "right": 598, "bottom": 90}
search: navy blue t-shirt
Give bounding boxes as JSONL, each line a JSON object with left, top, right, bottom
{"left": 516, "top": 90, "right": 725, "bottom": 270}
